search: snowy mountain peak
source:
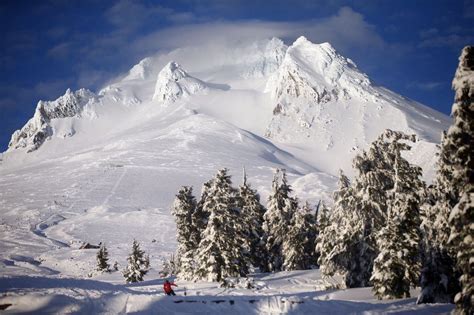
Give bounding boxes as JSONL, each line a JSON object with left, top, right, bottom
{"left": 152, "top": 61, "right": 208, "bottom": 104}
{"left": 8, "top": 88, "right": 96, "bottom": 152}
{"left": 266, "top": 37, "right": 370, "bottom": 102}
{"left": 123, "top": 57, "right": 154, "bottom": 81}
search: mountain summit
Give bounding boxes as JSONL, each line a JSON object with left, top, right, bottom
{"left": 3, "top": 36, "right": 449, "bottom": 179}
{"left": 152, "top": 61, "right": 208, "bottom": 104}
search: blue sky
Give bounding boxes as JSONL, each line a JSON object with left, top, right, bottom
{"left": 1, "top": 0, "right": 473, "bottom": 151}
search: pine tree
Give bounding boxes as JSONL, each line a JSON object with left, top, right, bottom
{"left": 172, "top": 186, "right": 197, "bottom": 280}
{"left": 194, "top": 168, "right": 249, "bottom": 282}
{"left": 418, "top": 185, "right": 459, "bottom": 304}
{"left": 371, "top": 152, "right": 424, "bottom": 299}
{"left": 301, "top": 202, "right": 318, "bottom": 267}
{"left": 238, "top": 169, "right": 267, "bottom": 271}
{"left": 262, "top": 169, "right": 298, "bottom": 272}
{"left": 317, "top": 170, "right": 358, "bottom": 282}
{"left": 191, "top": 179, "right": 213, "bottom": 247}
{"left": 446, "top": 46, "right": 474, "bottom": 315}
{"left": 123, "top": 240, "right": 150, "bottom": 283}
{"left": 344, "top": 130, "right": 418, "bottom": 287}
{"left": 96, "top": 243, "right": 110, "bottom": 272}
{"left": 449, "top": 187, "right": 474, "bottom": 314}
{"left": 419, "top": 46, "right": 473, "bottom": 308}
{"left": 282, "top": 202, "right": 317, "bottom": 271}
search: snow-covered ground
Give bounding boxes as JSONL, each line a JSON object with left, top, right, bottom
{"left": 0, "top": 36, "right": 453, "bottom": 313}
{"left": 0, "top": 270, "right": 453, "bottom": 314}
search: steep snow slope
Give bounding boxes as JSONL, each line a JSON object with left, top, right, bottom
{"left": 264, "top": 36, "right": 450, "bottom": 174}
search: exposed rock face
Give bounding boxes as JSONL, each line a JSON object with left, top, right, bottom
{"left": 152, "top": 61, "right": 208, "bottom": 104}
{"left": 264, "top": 36, "right": 379, "bottom": 144}
{"left": 8, "top": 88, "right": 96, "bottom": 152}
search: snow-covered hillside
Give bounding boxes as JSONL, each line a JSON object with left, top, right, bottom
{"left": 0, "top": 36, "right": 453, "bottom": 313}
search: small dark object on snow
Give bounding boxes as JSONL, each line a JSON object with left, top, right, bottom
{"left": 0, "top": 303, "right": 12, "bottom": 310}
{"left": 80, "top": 242, "right": 101, "bottom": 249}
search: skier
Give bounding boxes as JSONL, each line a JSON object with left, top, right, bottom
{"left": 163, "top": 279, "right": 178, "bottom": 296}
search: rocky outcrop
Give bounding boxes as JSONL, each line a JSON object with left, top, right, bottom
{"left": 8, "top": 88, "right": 96, "bottom": 152}
{"left": 152, "top": 61, "right": 208, "bottom": 104}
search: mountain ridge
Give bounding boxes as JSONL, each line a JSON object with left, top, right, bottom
{"left": 3, "top": 36, "right": 449, "bottom": 180}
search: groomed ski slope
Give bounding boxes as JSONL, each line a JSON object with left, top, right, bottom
{"left": 0, "top": 270, "right": 453, "bottom": 314}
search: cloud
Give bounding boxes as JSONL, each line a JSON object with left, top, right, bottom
{"left": 127, "top": 6, "right": 386, "bottom": 57}
{"left": 105, "top": 0, "right": 198, "bottom": 34}
{"left": 464, "top": 0, "right": 474, "bottom": 18}
{"left": 419, "top": 34, "right": 474, "bottom": 48}
{"left": 47, "top": 42, "right": 72, "bottom": 59}
{"left": 419, "top": 28, "right": 438, "bottom": 39}
{"left": 407, "top": 81, "right": 445, "bottom": 91}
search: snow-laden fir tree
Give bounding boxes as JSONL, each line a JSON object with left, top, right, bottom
{"left": 371, "top": 144, "right": 424, "bottom": 299}
{"left": 344, "top": 130, "right": 417, "bottom": 287}
{"left": 418, "top": 46, "right": 473, "bottom": 307}
{"left": 237, "top": 168, "right": 267, "bottom": 271}
{"left": 315, "top": 170, "right": 352, "bottom": 277}
{"left": 449, "top": 186, "right": 473, "bottom": 315}
{"left": 96, "top": 243, "right": 110, "bottom": 272}
{"left": 316, "top": 201, "right": 330, "bottom": 238}
{"left": 171, "top": 186, "right": 197, "bottom": 280}
{"left": 194, "top": 168, "right": 249, "bottom": 282}
{"left": 317, "top": 170, "right": 359, "bottom": 284}
{"left": 302, "top": 202, "right": 318, "bottom": 267}
{"left": 446, "top": 45, "right": 474, "bottom": 315}
{"left": 191, "top": 179, "right": 212, "bottom": 247}
{"left": 262, "top": 169, "right": 298, "bottom": 272}
{"left": 123, "top": 240, "right": 150, "bottom": 283}
{"left": 418, "top": 185, "right": 459, "bottom": 304}
{"left": 282, "top": 203, "right": 316, "bottom": 270}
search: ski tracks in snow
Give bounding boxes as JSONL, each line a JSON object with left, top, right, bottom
{"left": 102, "top": 166, "right": 128, "bottom": 206}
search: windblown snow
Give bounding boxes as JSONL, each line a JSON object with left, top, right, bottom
{"left": 0, "top": 36, "right": 453, "bottom": 314}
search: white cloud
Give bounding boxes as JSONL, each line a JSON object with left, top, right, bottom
{"left": 407, "top": 81, "right": 445, "bottom": 91}
{"left": 55, "top": 6, "right": 390, "bottom": 92}
{"left": 127, "top": 7, "right": 386, "bottom": 59}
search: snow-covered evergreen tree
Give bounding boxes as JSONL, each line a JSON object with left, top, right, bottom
{"left": 345, "top": 130, "right": 417, "bottom": 287}
{"left": 191, "top": 179, "right": 212, "bottom": 247}
{"left": 449, "top": 187, "right": 473, "bottom": 315}
{"left": 282, "top": 202, "right": 317, "bottom": 271}
{"left": 418, "top": 185, "right": 460, "bottom": 304}
{"left": 238, "top": 169, "right": 267, "bottom": 271}
{"left": 96, "top": 243, "right": 110, "bottom": 272}
{"left": 419, "top": 46, "right": 473, "bottom": 308}
{"left": 371, "top": 152, "right": 424, "bottom": 299}
{"left": 171, "top": 186, "right": 197, "bottom": 280}
{"left": 262, "top": 169, "right": 298, "bottom": 272}
{"left": 301, "top": 202, "right": 318, "bottom": 267}
{"left": 194, "top": 168, "right": 249, "bottom": 282}
{"left": 446, "top": 45, "right": 474, "bottom": 315}
{"left": 317, "top": 170, "right": 359, "bottom": 285}
{"left": 123, "top": 240, "right": 150, "bottom": 283}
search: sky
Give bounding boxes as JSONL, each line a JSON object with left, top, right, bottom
{"left": 0, "top": 0, "right": 473, "bottom": 152}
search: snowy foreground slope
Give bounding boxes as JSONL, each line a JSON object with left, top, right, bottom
{"left": 0, "top": 36, "right": 453, "bottom": 313}
{"left": 0, "top": 270, "right": 453, "bottom": 314}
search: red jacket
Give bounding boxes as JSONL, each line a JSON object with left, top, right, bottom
{"left": 163, "top": 281, "right": 177, "bottom": 293}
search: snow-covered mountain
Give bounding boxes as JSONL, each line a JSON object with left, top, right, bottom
{"left": 152, "top": 61, "right": 210, "bottom": 104}
{"left": 8, "top": 88, "right": 97, "bottom": 152}
{"left": 5, "top": 36, "right": 449, "bottom": 175}
{"left": 0, "top": 37, "right": 451, "bottom": 307}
